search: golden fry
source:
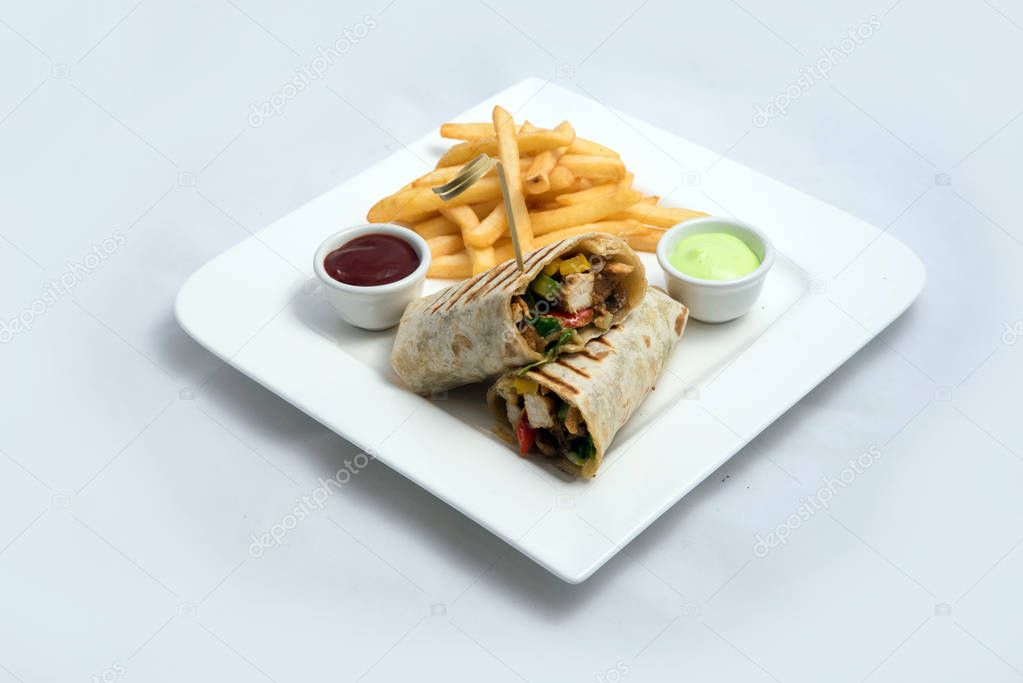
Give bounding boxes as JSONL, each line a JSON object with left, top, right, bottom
{"left": 427, "top": 251, "right": 472, "bottom": 279}
{"left": 411, "top": 157, "right": 534, "bottom": 188}
{"left": 439, "top": 205, "right": 479, "bottom": 232}
{"left": 426, "top": 234, "right": 464, "bottom": 257}
{"left": 558, "top": 154, "right": 626, "bottom": 180}
{"left": 524, "top": 147, "right": 566, "bottom": 195}
{"left": 569, "top": 137, "right": 619, "bottom": 157}
{"left": 440, "top": 205, "right": 498, "bottom": 274}
{"left": 547, "top": 164, "right": 576, "bottom": 192}
{"left": 609, "top": 203, "right": 708, "bottom": 228}
{"left": 493, "top": 238, "right": 514, "bottom": 263}
{"left": 622, "top": 226, "right": 664, "bottom": 252}
{"left": 533, "top": 221, "right": 642, "bottom": 248}
{"left": 470, "top": 199, "right": 502, "bottom": 219}
{"left": 436, "top": 121, "right": 575, "bottom": 168}
{"left": 529, "top": 188, "right": 642, "bottom": 235}
{"left": 413, "top": 215, "right": 459, "bottom": 239}
{"left": 464, "top": 202, "right": 507, "bottom": 248}
{"left": 534, "top": 199, "right": 564, "bottom": 211}
{"left": 367, "top": 177, "right": 503, "bottom": 222}
{"left": 440, "top": 122, "right": 520, "bottom": 140}
{"left": 554, "top": 179, "right": 620, "bottom": 206}
{"left": 524, "top": 177, "right": 589, "bottom": 205}
{"left": 470, "top": 246, "right": 496, "bottom": 274}
{"left": 493, "top": 105, "right": 534, "bottom": 252}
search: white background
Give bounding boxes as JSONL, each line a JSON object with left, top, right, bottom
{"left": 1, "top": 1, "right": 1021, "bottom": 681}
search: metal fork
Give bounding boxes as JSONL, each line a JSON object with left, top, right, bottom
{"left": 432, "top": 153, "right": 525, "bottom": 271}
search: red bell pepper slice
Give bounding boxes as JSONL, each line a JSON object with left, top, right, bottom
{"left": 516, "top": 414, "right": 535, "bottom": 456}
{"left": 549, "top": 308, "right": 593, "bottom": 328}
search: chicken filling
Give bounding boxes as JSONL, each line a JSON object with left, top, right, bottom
{"left": 503, "top": 378, "right": 595, "bottom": 467}
{"left": 511, "top": 253, "right": 633, "bottom": 370}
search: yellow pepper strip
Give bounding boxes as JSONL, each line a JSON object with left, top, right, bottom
{"left": 513, "top": 377, "right": 539, "bottom": 394}
{"left": 559, "top": 253, "right": 591, "bottom": 276}
{"left": 542, "top": 258, "right": 562, "bottom": 277}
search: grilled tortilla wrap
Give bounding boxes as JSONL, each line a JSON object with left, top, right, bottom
{"left": 487, "top": 288, "right": 688, "bottom": 478}
{"left": 391, "top": 233, "right": 646, "bottom": 395}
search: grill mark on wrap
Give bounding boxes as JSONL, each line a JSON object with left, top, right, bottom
{"left": 554, "top": 358, "right": 591, "bottom": 379}
{"left": 458, "top": 264, "right": 508, "bottom": 304}
{"left": 477, "top": 260, "right": 520, "bottom": 297}
{"left": 577, "top": 350, "right": 604, "bottom": 362}
{"left": 592, "top": 336, "right": 616, "bottom": 350}
{"left": 430, "top": 277, "right": 475, "bottom": 313}
{"left": 441, "top": 274, "right": 487, "bottom": 312}
{"left": 466, "top": 260, "right": 516, "bottom": 301}
{"left": 427, "top": 290, "right": 452, "bottom": 314}
{"left": 526, "top": 241, "right": 563, "bottom": 269}
{"left": 534, "top": 369, "right": 580, "bottom": 395}
{"left": 483, "top": 242, "right": 560, "bottom": 297}
{"left": 440, "top": 240, "right": 559, "bottom": 312}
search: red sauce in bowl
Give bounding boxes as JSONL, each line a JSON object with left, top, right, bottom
{"left": 324, "top": 233, "right": 420, "bottom": 286}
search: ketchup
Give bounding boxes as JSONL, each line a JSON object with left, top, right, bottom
{"left": 324, "top": 234, "right": 420, "bottom": 286}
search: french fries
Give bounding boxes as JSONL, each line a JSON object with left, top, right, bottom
{"left": 410, "top": 158, "right": 535, "bottom": 188}
{"left": 492, "top": 106, "right": 534, "bottom": 253}
{"left": 569, "top": 137, "right": 620, "bottom": 157}
{"left": 367, "top": 176, "right": 503, "bottom": 223}
{"left": 465, "top": 202, "right": 507, "bottom": 248}
{"left": 426, "top": 234, "right": 464, "bottom": 257}
{"left": 367, "top": 111, "right": 708, "bottom": 277}
{"left": 436, "top": 121, "right": 575, "bottom": 168}
{"left": 530, "top": 188, "right": 642, "bottom": 235}
{"left": 428, "top": 252, "right": 472, "bottom": 279}
{"left": 622, "top": 226, "right": 665, "bottom": 253}
{"left": 558, "top": 154, "right": 626, "bottom": 181}
{"left": 554, "top": 173, "right": 632, "bottom": 206}
{"left": 440, "top": 121, "right": 521, "bottom": 140}
{"left": 440, "top": 205, "right": 493, "bottom": 273}
{"left": 533, "top": 220, "right": 641, "bottom": 248}
{"left": 524, "top": 148, "right": 564, "bottom": 194}
{"left": 608, "top": 203, "right": 709, "bottom": 228}
{"left": 413, "top": 215, "right": 459, "bottom": 239}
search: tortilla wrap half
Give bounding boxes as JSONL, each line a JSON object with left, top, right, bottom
{"left": 487, "top": 287, "right": 688, "bottom": 478}
{"left": 391, "top": 233, "right": 646, "bottom": 395}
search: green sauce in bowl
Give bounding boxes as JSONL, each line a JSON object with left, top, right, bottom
{"left": 668, "top": 232, "right": 760, "bottom": 281}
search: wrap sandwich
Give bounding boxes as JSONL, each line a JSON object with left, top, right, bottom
{"left": 391, "top": 233, "right": 646, "bottom": 394}
{"left": 487, "top": 287, "right": 688, "bottom": 478}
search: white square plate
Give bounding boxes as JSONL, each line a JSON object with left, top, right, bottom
{"left": 176, "top": 78, "right": 924, "bottom": 583}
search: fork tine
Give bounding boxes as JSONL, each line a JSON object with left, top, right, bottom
{"left": 432, "top": 154, "right": 490, "bottom": 196}
{"left": 432, "top": 154, "right": 495, "bottom": 199}
{"left": 436, "top": 164, "right": 492, "bottom": 201}
{"left": 432, "top": 160, "right": 484, "bottom": 196}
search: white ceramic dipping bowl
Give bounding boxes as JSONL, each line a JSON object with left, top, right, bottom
{"left": 313, "top": 224, "right": 430, "bottom": 331}
{"left": 656, "top": 216, "right": 774, "bottom": 323}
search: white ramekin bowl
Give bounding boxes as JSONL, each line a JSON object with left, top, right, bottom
{"left": 313, "top": 224, "right": 430, "bottom": 331}
{"left": 656, "top": 217, "right": 774, "bottom": 323}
